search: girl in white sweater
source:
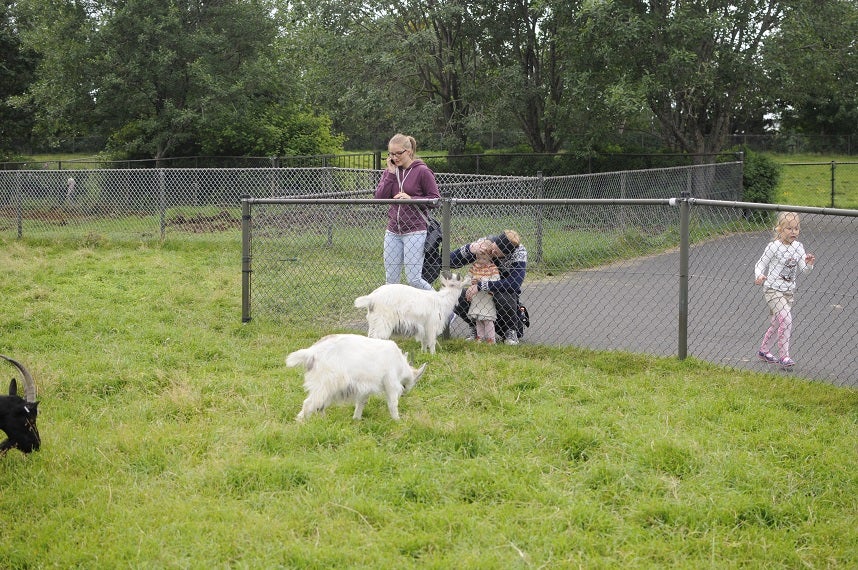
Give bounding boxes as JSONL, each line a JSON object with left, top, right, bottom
{"left": 754, "top": 212, "right": 816, "bottom": 368}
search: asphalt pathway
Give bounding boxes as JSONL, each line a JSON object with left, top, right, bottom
{"left": 453, "top": 217, "right": 856, "bottom": 387}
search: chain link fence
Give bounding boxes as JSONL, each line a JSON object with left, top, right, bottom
{"left": 781, "top": 161, "right": 858, "bottom": 209}
{"left": 0, "top": 167, "right": 382, "bottom": 240}
{"left": 242, "top": 163, "right": 857, "bottom": 388}
{"left": 3, "top": 164, "right": 855, "bottom": 387}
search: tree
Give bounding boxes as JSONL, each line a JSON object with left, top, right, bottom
{"left": 766, "top": 0, "right": 858, "bottom": 140}
{"left": 280, "top": 0, "right": 397, "bottom": 150}
{"left": 0, "top": 1, "right": 39, "bottom": 157}
{"left": 478, "top": 0, "right": 571, "bottom": 152}
{"left": 92, "top": 0, "right": 287, "bottom": 158}
{"left": 578, "top": 0, "right": 787, "bottom": 159}
{"left": 14, "top": 0, "right": 104, "bottom": 146}
{"left": 18, "top": 0, "right": 343, "bottom": 159}
{"left": 378, "top": 0, "right": 485, "bottom": 153}
{"left": 289, "top": 0, "right": 575, "bottom": 154}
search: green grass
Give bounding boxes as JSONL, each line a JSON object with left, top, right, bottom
{"left": 11, "top": 152, "right": 103, "bottom": 169}
{"left": 0, "top": 236, "right": 856, "bottom": 568}
{"left": 770, "top": 153, "right": 858, "bottom": 209}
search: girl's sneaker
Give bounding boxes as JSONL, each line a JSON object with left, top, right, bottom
{"left": 757, "top": 351, "right": 777, "bottom": 363}
{"left": 778, "top": 357, "right": 796, "bottom": 368}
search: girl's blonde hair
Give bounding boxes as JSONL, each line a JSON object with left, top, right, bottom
{"left": 773, "top": 211, "right": 800, "bottom": 238}
{"left": 503, "top": 229, "right": 521, "bottom": 247}
{"left": 389, "top": 133, "right": 417, "bottom": 155}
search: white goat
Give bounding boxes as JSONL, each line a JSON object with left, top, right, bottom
{"left": 286, "top": 334, "right": 426, "bottom": 421}
{"left": 354, "top": 273, "right": 471, "bottom": 354}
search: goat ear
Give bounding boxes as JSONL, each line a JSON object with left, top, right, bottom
{"left": 9, "top": 378, "right": 17, "bottom": 397}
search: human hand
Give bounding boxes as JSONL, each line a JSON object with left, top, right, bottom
{"left": 754, "top": 275, "right": 766, "bottom": 285}
{"left": 394, "top": 191, "right": 410, "bottom": 200}
{"left": 465, "top": 284, "right": 478, "bottom": 302}
{"left": 805, "top": 253, "right": 815, "bottom": 265}
{"left": 468, "top": 239, "right": 490, "bottom": 255}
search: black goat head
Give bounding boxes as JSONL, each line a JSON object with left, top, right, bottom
{"left": 0, "top": 355, "right": 40, "bottom": 455}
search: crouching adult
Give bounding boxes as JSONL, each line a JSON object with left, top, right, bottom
{"left": 450, "top": 229, "right": 527, "bottom": 344}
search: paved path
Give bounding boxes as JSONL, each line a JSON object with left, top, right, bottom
{"left": 452, "top": 216, "right": 856, "bottom": 387}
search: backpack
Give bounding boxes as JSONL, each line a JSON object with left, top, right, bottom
{"left": 422, "top": 217, "right": 443, "bottom": 284}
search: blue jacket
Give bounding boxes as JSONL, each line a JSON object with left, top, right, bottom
{"left": 450, "top": 239, "right": 527, "bottom": 295}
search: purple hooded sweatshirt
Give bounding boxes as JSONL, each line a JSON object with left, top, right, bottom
{"left": 374, "top": 159, "right": 440, "bottom": 234}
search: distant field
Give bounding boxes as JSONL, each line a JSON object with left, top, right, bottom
{"left": 769, "top": 153, "right": 858, "bottom": 209}
{"left": 14, "top": 152, "right": 102, "bottom": 169}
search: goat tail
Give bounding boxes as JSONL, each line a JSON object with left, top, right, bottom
{"left": 354, "top": 295, "right": 373, "bottom": 310}
{"left": 286, "top": 349, "right": 315, "bottom": 370}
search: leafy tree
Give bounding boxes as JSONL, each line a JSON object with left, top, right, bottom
{"left": 376, "top": 0, "right": 485, "bottom": 153}
{"left": 280, "top": 0, "right": 396, "bottom": 150}
{"left": 17, "top": 0, "right": 343, "bottom": 159}
{"left": 200, "top": 103, "right": 346, "bottom": 156}
{"left": 577, "top": 0, "right": 787, "bottom": 160}
{"left": 766, "top": 0, "right": 858, "bottom": 140}
{"left": 478, "top": 0, "right": 572, "bottom": 152}
{"left": 14, "top": 0, "right": 105, "bottom": 145}
{"left": 92, "top": 0, "right": 285, "bottom": 158}
{"left": 288, "top": 0, "right": 579, "bottom": 154}
{"left": 0, "top": 1, "right": 38, "bottom": 157}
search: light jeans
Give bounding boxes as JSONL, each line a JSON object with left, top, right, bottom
{"left": 384, "top": 230, "right": 433, "bottom": 290}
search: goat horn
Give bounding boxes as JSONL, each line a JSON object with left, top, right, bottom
{"left": 0, "top": 355, "right": 37, "bottom": 402}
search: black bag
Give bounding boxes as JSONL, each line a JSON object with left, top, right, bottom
{"left": 518, "top": 304, "right": 530, "bottom": 328}
{"left": 422, "top": 217, "right": 443, "bottom": 284}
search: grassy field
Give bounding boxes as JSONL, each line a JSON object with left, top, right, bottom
{"left": 0, "top": 236, "right": 856, "bottom": 568}
{"left": 11, "top": 152, "right": 103, "bottom": 169}
{"left": 769, "top": 153, "right": 858, "bottom": 209}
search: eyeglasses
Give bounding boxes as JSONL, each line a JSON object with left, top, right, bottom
{"left": 388, "top": 149, "right": 409, "bottom": 157}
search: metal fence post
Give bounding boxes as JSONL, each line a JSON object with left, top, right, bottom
{"left": 440, "top": 198, "right": 452, "bottom": 277}
{"left": 535, "top": 171, "right": 544, "bottom": 264}
{"left": 441, "top": 198, "right": 452, "bottom": 338}
{"left": 241, "top": 196, "right": 252, "bottom": 323}
{"left": 14, "top": 172, "right": 23, "bottom": 238}
{"left": 678, "top": 192, "right": 690, "bottom": 360}
{"left": 830, "top": 161, "right": 836, "bottom": 208}
{"left": 159, "top": 169, "right": 166, "bottom": 239}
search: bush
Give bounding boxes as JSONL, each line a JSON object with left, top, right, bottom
{"left": 737, "top": 146, "right": 781, "bottom": 204}
{"left": 723, "top": 145, "right": 781, "bottom": 224}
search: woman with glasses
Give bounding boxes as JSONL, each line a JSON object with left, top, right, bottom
{"left": 374, "top": 133, "right": 440, "bottom": 290}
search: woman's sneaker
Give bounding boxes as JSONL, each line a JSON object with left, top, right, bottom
{"left": 465, "top": 325, "right": 477, "bottom": 341}
{"left": 757, "top": 351, "right": 777, "bottom": 364}
{"left": 778, "top": 357, "right": 796, "bottom": 368}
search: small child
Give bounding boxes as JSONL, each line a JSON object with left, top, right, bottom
{"left": 754, "top": 212, "right": 815, "bottom": 368}
{"left": 468, "top": 250, "right": 501, "bottom": 343}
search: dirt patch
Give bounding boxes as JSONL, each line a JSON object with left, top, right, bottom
{"left": 167, "top": 210, "right": 240, "bottom": 233}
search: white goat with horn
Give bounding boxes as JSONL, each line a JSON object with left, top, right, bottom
{"left": 354, "top": 273, "right": 470, "bottom": 354}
